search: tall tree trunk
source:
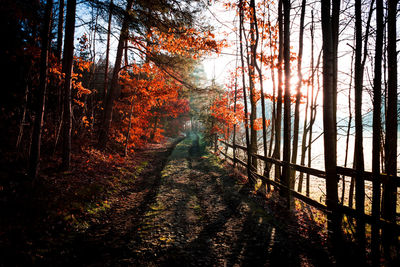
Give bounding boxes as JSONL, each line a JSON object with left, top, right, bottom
{"left": 103, "top": 0, "right": 113, "bottom": 102}
{"left": 343, "top": 50, "right": 354, "bottom": 205}
{"left": 248, "top": 0, "right": 258, "bottom": 170}
{"left": 273, "top": 0, "right": 283, "bottom": 181}
{"left": 371, "top": 2, "right": 384, "bottom": 261}
{"left": 253, "top": 0, "right": 270, "bottom": 191}
{"left": 61, "top": 0, "right": 77, "bottom": 170}
{"left": 321, "top": 0, "right": 339, "bottom": 233}
{"left": 354, "top": 0, "right": 365, "bottom": 216}
{"left": 331, "top": 0, "right": 339, "bottom": 129}
{"left": 56, "top": 0, "right": 64, "bottom": 60}
{"left": 28, "top": 0, "right": 53, "bottom": 180}
{"left": 382, "top": 0, "right": 397, "bottom": 223}
{"left": 297, "top": 82, "right": 309, "bottom": 192}
{"left": 56, "top": 0, "right": 64, "bottom": 123}
{"left": 267, "top": 4, "right": 276, "bottom": 160}
{"left": 281, "top": 0, "right": 291, "bottom": 200}
{"left": 252, "top": 0, "right": 267, "bottom": 164}
{"left": 306, "top": 11, "right": 315, "bottom": 197}
{"left": 239, "top": 0, "right": 251, "bottom": 181}
{"left": 372, "top": 0, "right": 383, "bottom": 220}
{"left": 291, "top": 0, "right": 306, "bottom": 189}
{"left": 98, "top": 0, "right": 134, "bottom": 149}
{"left": 89, "top": 5, "right": 99, "bottom": 129}
{"left": 233, "top": 57, "right": 238, "bottom": 168}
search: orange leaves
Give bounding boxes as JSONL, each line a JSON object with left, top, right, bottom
{"left": 253, "top": 118, "right": 271, "bottom": 131}
{"left": 210, "top": 87, "right": 244, "bottom": 139}
{"left": 81, "top": 116, "right": 90, "bottom": 128}
{"left": 112, "top": 62, "right": 189, "bottom": 150}
{"left": 73, "top": 99, "right": 85, "bottom": 107}
{"left": 74, "top": 56, "right": 92, "bottom": 72}
{"left": 73, "top": 81, "right": 91, "bottom": 97}
{"left": 148, "top": 27, "right": 226, "bottom": 60}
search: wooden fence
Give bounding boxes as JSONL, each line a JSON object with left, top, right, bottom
{"left": 216, "top": 139, "right": 400, "bottom": 230}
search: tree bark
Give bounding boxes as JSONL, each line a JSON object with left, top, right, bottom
{"left": 61, "top": 0, "right": 77, "bottom": 170}
{"left": 98, "top": 0, "right": 134, "bottom": 149}
{"left": 354, "top": 0, "right": 365, "bottom": 216}
{"left": 372, "top": 0, "right": 383, "bottom": 220}
{"left": 281, "top": 0, "right": 291, "bottom": 200}
{"left": 321, "top": 0, "right": 339, "bottom": 227}
{"left": 306, "top": 11, "right": 316, "bottom": 197}
{"left": 233, "top": 57, "right": 238, "bottom": 168}
{"left": 29, "top": 0, "right": 53, "bottom": 180}
{"left": 273, "top": 0, "right": 283, "bottom": 181}
{"left": 382, "top": 0, "right": 397, "bottom": 223}
{"left": 248, "top": 0, "right": 258, "bottom": 170}
{"left": 56, "top": 0, "right": 64, "bottom": 60}
{"left": 343, "top": 50, "right": 354, "bottom": 205}
{"left": 239, "top": 0, "right": 251, "bottom": 181}
{"left": 103, "top": 0, "right": 113, "bottom": 101}
{"left": 291, "top": 0, "right": 306, "bottom": 189}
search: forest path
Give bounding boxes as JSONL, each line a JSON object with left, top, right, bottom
{"left": 61, "top": 133, "right": 333, "bottom": 266}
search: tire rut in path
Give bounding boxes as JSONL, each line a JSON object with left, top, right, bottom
{"left": 63, "top": 134, "right": 332, "bottom": 266}
{"left": 127, "top": 134, "right": 333, "bottom": 266}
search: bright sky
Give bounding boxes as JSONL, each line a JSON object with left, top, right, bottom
{"left": 200, "top": 1, "right": 400, "bottom": 172}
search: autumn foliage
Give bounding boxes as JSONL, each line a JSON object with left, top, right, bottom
{"left": 113, "top": 63, "right": 189, "bottom": 151}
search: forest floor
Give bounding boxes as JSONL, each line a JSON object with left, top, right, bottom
{"left": 1, "top": 133, "right": 386, "bottom": 266}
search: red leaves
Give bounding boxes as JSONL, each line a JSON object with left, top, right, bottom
{"left": 210, "top": 89, "right": 244, "bottom": 139}
{"left": 112, "top": 63, "right": 189, "bottom": 150}
{"left": 147, "top": 27, "right": 226, "bottom": 59}
{"left": 253, "top": 118, "right": 271, "bottom": 131}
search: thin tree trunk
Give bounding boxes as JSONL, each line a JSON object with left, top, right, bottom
{"left": 306, "top": 11, "right": 315, "bottom": 197}
{"left": 61, "top": 0, "right": 77, "bottom": 170}
{"left": 267, "top": 4, "right": 276, "bottom": 161}
{"left": 56, "top": 0, "right": 64, "bottom": 124}
{"left": 382, "top": 0, "right": 397, "bottom": 223}
{"left": 253, "top": 0, "right": 271, "bottom": 192}
{"left": 331, "top": 0, "right": 339, "bottom": 131}
{"left": 372, "top": 0, "right": 383, "bottom": 221}
{"left": 273, "top": 0, "right": 283, "bottom": 181}
{"left": 232, "top": 56, "right": 238, "bottom": 168}
{"left": 89, "top": 6, "right": 99, "bottom": 129}
{"left": 372, "top": 2, "right": 383, "bottom": 263}
{"left": 358, "top": 0, "right": 375, "bottom": 215}
{"left": 321, "top": 0, "right": 339, "bottom": 233}
{"left": 56, "top": 0, "right": 64, "bottom": 60}
{"left": 28, "top": 0, "right": 53, "bottom": 180}
{"left": 281, "top": 0, "right": 291, "bottom": 201}
{"left": 98, "top": 0, "right": 134, "bottom": 148}
{"left": 103, "top": 0, "right": 113, "bottom": 102}
{"left": 291, "top": 0, "right": 306, "bottom": 189}
{"left": 248, "top": 0, "right": 258, "bottom": 171}
{"left": 239, "top": 0, "right": 251, "bottom": 181}
{"left": 354, "top": 0, "right": 367, "bottom": 216}
{"left": 343, "top": 50, "right": 354, "bottom": 205}
{"left": 252, "top": 0, "right": 267, "bottom": 164}
{"left": 297, "top": 82, "right": 309, "bottom": 193}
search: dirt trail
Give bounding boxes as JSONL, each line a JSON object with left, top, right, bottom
{"left": 111, "top": 133, "right": 332, "bottom": 266}
{"left": 51, "top": 133, "right": 334, "bottom": 266}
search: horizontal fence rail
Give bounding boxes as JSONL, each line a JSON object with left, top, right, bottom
{"left": 216, "top": 139, "right": 400, "bottom": 230}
